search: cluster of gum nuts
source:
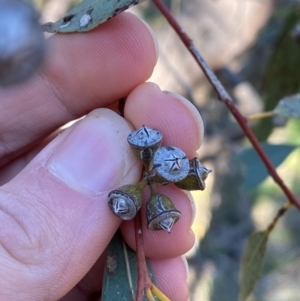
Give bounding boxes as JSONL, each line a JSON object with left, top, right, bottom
{"left": 108, "top": 125, "right": 212, "bottom": 233}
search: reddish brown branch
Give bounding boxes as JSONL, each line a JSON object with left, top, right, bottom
{"left": 134, "top": 211, "right": 149, "bottom": 301}
{"left": 134, "top": 212, "right": 171, "bottom": 301}
{"left": 152, "top": 0, "right": 300, "bottom": 211}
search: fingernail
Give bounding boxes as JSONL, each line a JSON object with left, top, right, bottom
{"left": 140, "top": 18, "right": 159, "bottom": 63}
{"left": 163, "top": 91, "right": 204, "bottom": 148}
{"left": 46, "top": 109, "right": 134, "bottom": 194}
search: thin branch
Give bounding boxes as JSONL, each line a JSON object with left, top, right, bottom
{"left": 135, "top": 211, "right": 148, "bottom": 301}
{"left": 152, "top": 0, "right": 300, "bottom": 211}
{"left": 134, "top": 210, "right": 172, "bottom": 301}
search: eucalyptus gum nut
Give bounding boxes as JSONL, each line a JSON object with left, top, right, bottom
{"left": 108, "top": 183, "right": 145, "bottom": 220}
{"left": 175, "top": 158, "right": 212, "bottom": 191}
{"left": 146, "top": 193, "right": 181, "bottom": 233}
{"left": 151, "top": 146, "right": 189, "bottom": 183}
{"left": 127, "top": 125, "right": 163, "bottom": 165}
{"left": 175, "top": 174, "right": 200, "bottom": 191}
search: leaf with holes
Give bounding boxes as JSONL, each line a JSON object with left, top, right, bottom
{"left": 102, "top": 230, "right": 157, "bottom": 301}
{"left": 43, "top": 0, "right": 146, "bottom": 33}
{"left": 274, "top": 93, "right": 300, "bottom": 118}
{"left": 238, "top": 231, "right": 269, "bottom": 301}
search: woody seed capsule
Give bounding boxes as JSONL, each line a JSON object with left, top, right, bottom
{"left": 175, "top": 158, "right": 212, "bottom": 191}
{"left": 146, "top": 193, "right": 181, "bottom": 233}
{"left": 127, "top": 125, "right": 163, "bottom": 165}
{"left": 108, "top": 181, "right": 146, "bottom": 220}
{"left": 149, "top": 146, "right": 189, "bottom": 183}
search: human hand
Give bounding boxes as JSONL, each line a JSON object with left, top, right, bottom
{"left": 0, "top": 13, "right": 203, "bottom": 301}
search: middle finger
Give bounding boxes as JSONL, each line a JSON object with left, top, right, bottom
{"left": 121, "top": 82, "right": 203, "bottom": 258}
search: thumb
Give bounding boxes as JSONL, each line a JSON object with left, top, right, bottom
{"left": 0, "top": 108, "right": 140, "bottom": 301}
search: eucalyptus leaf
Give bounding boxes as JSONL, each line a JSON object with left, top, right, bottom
{"left": 274, "top": 93, "right": 300, "bottom": 118}
{"left": 255, "top": 8, "right": 300, "bottom": 141}
{"left": 238, "top": 231, "right": 269, "bottom": 301}
{"left": 238, "top": 143, "right": 297, "bottom": 190}
{"left": 43, "top": 0, "right": 146, "bottom": 33}
{"left": 102, "top": 230, "right": 156, "bottom": 301}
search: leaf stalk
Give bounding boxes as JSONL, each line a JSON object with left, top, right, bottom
{"left": 145, "top": 287, "right": 156, "bottom": 301}
{"left": 247, "top": 111, "right": 275, "bottom": 121}
{"left": 267, "top": 201, "right": 292, "bottom": 232}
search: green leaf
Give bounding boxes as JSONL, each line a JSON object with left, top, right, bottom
{"left": 43, "top": 0, "right": 146, "bottom": 33}
{"left": 102, "top": 230, "right": 156, "bottom": 301}
{"left": 254, "top": 8, "right": 300, "bottom": 141}
{"left": 238, "top": 231, "right": 269, "bottom": 301}
{"left": 238, "top": 143, "right": 297, "bottom": 190}
{"left": 274, "top": 93, "right": 300, "bottom": 118}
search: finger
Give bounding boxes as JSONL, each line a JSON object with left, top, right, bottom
{"left": 58, "top": 252, "right": 106, "bottom": 301}
{"left": 120, "top": 82, "right": 202, "bottom": 257}
{"left": 149, "top": 256, "right": 189, "bottom": 301}
{"left": 124, "top": 82, "right": 204, "bottom": 156}
{"left": 59, "top": 253, "right": 189, "bottom": 301}
{"left": 1, "top": 81, "right": 202, "bottom": 259}
{"left": 0, "top": 82, "right": 202, "bottom": 185}
{"left": 0, "top": 129, "right": 61, "bottom": 185}
{"left": 0, "top": 13, "right": 157, "bottom": 166}
{"left": 0, "top": 109, "right": 141, "bottom": 301}
{"left": 121, "top": 185, "right": 195, "bottom": 258}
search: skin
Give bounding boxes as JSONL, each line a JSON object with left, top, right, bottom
{"left": 0, "top": 12, "right": 203, "bottom": 301}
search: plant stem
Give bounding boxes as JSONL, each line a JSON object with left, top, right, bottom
{"left": 139, "top": 178, "right": 148, "bottom": 189}
{"left": 150, "top": 182, "right": 158, "bottom": 194}
{"left": 133, "top": 202, "right": 172, "bottom": 301}
{"left": 135, "top": 211, "right": 148, "bottom": 301}
{"left": 152, "top": 0, "right": 300, "bottom": 212}
{"left": 248, "top": 111, "right": 275, "bottom": 121}
{"left": 267, "top": 201, "right": 292, "bottom": 232}
{"left": 145, "top": 287, "right": 156, "bottom": 301}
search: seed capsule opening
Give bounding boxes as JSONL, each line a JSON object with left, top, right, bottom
{"left": 127, "top": 126, "right": 163, "bottom": 155}
{"left": 151, "top": 146, "right": 189, "bottom": 183}
{"left": 128, "top": 125, "right": 163, "bottom": 147}
{"left": 112, "top": 198, "right": 130, "bottom": 214}
{"left": 159, "top": 217, "right": 176, "bottom": 233}
{"left": 108, "top": 183, "right": 145, "bottom": 220}
{"left": 146, "top": 193, "right": 181, "bottom": 233}
{"left": 108, "top": 191, "right": 137, "bottom": 220}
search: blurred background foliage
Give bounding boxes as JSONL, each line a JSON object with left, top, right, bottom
{"left": 35, "top": 0, "right": 300, "bottom": 300}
